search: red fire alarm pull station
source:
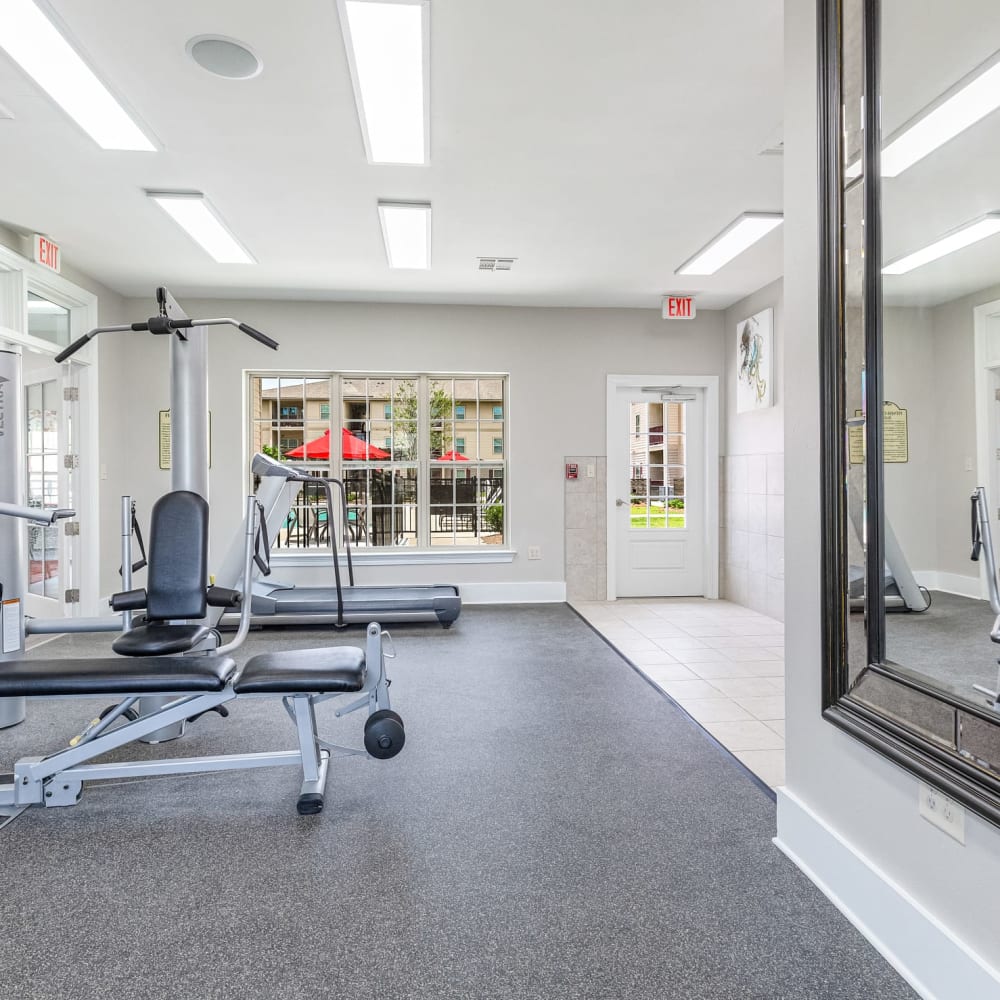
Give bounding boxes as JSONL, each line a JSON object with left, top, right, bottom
{"left": 566, "top": 463, "right": 579, "bottom": 479}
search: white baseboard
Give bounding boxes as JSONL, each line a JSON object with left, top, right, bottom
{"left": 460, "top": 581, "right": 566, "bottom": 604}
{"left": 913, "top": 571, "right": 982, "bottom": 600}
{"left": 775, "top": 788, "right": 1000, "bottom": 1000}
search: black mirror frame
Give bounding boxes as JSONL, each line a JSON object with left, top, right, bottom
{"left": 818, "top": 0, "right": 1000, "bottom": 827}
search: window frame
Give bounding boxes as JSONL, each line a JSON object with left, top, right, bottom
{"left": 248, "top": 370, "right": 510, "bottom": 555}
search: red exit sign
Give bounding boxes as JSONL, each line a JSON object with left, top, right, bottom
{"left": 33, "top": 234, "right": 61, "bottom": 273}
{"left": 662, "top": 295, "right": 696, "bottom": 319}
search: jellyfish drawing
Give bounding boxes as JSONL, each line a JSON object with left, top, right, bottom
{"left": 738, "top": 317, "right": 768, "bottom": 403}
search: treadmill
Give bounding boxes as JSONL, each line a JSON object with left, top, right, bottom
{"left": 846, "top": 482, "right": 930, "bottom": 613}
{"left": 216, "top": 453, "right": 461, "bottom": 629}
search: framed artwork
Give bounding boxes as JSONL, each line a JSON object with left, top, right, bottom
{"left": 736, "top": 307, "right": 773, "bottom": 413}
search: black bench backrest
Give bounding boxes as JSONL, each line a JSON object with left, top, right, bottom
{"left": 146, "top": 491, "right": 209, "bottom": 621}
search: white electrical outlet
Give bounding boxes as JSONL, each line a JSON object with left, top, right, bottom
{"left": 527, "top": 545, "right": 541, "bottom": 560}
{"left": 919, "top": 783, "right": 966, "bottom": 844}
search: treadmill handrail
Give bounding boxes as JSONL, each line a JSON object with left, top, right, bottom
{"left": 0, "top": 501, "right": 75, "bottom": 525}
{"left": 972, "top": 487, "right": 1000, "bottom": 618}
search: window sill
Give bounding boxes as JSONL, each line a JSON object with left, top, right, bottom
{"left": 269, "top": 548, "right": 517, "bottom": 567}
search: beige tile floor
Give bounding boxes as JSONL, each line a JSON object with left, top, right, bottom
{"left": 571, "top": 597, "right": 786, "bottom": 789}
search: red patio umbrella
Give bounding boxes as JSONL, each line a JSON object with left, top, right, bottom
{"left": 284, "top": 428, "right": 390, "bottom": 461}
{"left": 437, "top": 450, "right": 470, "bottom": 461}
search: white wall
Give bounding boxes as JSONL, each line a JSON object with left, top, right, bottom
{"left": 98, "top": 298, "right": 725, "bottom": 597}
{"left": 721, "top": 279, "right": 784, "bottom": 619}
{"left": 779, "top": 3, "right": 1000, "bottom": 996}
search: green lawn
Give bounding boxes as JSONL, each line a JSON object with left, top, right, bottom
{"left": 631, "top": 503, "right": 685, "bottom": 529}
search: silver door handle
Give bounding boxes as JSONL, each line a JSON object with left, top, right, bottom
{"left": 616, "top": 498, "right": 627, "bottom": 507}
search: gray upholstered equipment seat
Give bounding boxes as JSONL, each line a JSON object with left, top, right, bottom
{"left": 0, "top": 655, "right": 237, "bottom": 697}
{"left": 110, "top": 491, "right": 215, "bottom": 656}
{"left": 112, "top": 624, "right": 214, "bottom": 657}
{"left": 235, "top": 647, "right": 366, "bottom": 694}
{"left": 0, "top": 648, "right": 365, "bottom": 698}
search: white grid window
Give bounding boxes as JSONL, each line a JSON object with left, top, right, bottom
{"left": 249, "top": 373, "right": 508, "bottom": 550}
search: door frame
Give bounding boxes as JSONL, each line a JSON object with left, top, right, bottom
{"left": 606, "top": 373, "right": 719, "bottom": 601}
{"left": 0, "top": 242, "right": 100, "bottom": 618}
{"left": 973, "top": 297, "right": 1000, "bottom": 602}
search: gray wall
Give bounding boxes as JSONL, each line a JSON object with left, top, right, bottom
{"left": 781, "top": 0, "right": 1000, "bottom": 977}
{"left": 881, "top": 290, "right": 1000, "bottom": 586}
{"left": 98, "top": 298, "right": 725, "bottom": 597}
{"left": 721, "top": 279, "right": 784, "bottom": 620}
{"left": 882, "top": 306, "right": 938, "bottom": 573}
{"left": 931, "top": 282, "right": 1000, "bottom": 579}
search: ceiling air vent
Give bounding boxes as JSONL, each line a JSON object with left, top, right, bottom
{"left": 478, "top": 257, "right": 517, "bottom": 271}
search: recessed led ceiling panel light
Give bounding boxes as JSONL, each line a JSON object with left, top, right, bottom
{"left": 882, "top": 54, "right": 1000, "bottom": 177}
{"left": 339, "top": 0, "right": 428, "bottom": 164}
{"left": 378, "top": 202, "right": 431, "bottom": 269}
{"left": 0, "top": 0, "right": 154, "bottom": 150}
{"left": 186, "top": 35, "right": 262, "bottom": 80}
{"left": 147, "top": 192, "right": 255, "bottom": 264}
{"left": 882, "top": 214, "right": 1000, "bottom": 275}
{"left": 675, "top": 213, "right": 783, "bottom": 276}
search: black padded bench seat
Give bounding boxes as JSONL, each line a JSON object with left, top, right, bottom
{"left": 0, "top": 655, "right": 236, "bottom": 697}
{"left": 235, "top": 647, "right": 366, "bottom": 695}
{"left": 113, "top": 624, "right": 214, "bottom": 657}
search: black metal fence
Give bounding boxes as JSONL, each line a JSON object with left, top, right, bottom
{"left": 275, "top": 474, "right": 505, "bottom": 550}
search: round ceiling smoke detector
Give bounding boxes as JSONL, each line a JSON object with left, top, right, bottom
{"left": 186, "top": 35, "right": 262, "bottom": 80}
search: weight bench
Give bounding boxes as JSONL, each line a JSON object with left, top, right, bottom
{"left": 0, "top": 490, "right": 407, "bottom": 825}
{"left": 0, "top": 622, "right": 404, "bottom": 821}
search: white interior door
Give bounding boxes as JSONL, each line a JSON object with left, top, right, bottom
{"left": 613, "top": 386, "right": 705, "bottom": 597}
{"left": 0, "top": 246, "right": 99, "bottom": 618}
{"left": 21, "top": 357, "right": 82, "bottom": 618}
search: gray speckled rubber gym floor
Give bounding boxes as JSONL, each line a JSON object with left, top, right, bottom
{"left": 1, "top": 605, "right": 915, "bottom": 1000}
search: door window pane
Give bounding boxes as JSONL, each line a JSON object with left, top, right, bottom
{"left": 629, "top": 400, "right": 686, "bottom": 530}
{"left": 27, "top": 292, "right": 70, "bottom": 347}
{"left": 24, "top": 378, "right": 61, "bottom": 596}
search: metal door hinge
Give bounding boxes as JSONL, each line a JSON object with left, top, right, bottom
{"left": 64, "top": 589, "right": 80, "bottom": 604}
{"left": 63, "top": 386, "right": 80, "bottom": 402}
{"left": 63, "top": 522, "right": 80, "bottom": 536}
{"left": 63, "top": 454, "right": 79, "bottom": 469}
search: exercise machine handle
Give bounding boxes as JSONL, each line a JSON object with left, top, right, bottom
{"left": 183, "top": 317, "right": 278, "bottom": 351}
{"left": 54, "top": 322, "right": 151, "bottom": 363}
{"left": 55, "top": 315, "right": 278, "bottom": 364}
{"left": 239, "top": 322, "right": 279, "bottom": 351}
{"left": 54, "top": 334, "right": 93, "bottom": 364}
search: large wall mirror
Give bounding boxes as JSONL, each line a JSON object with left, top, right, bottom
{"left": 820, "top": 0, "right": 1000, "bottom": 825}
